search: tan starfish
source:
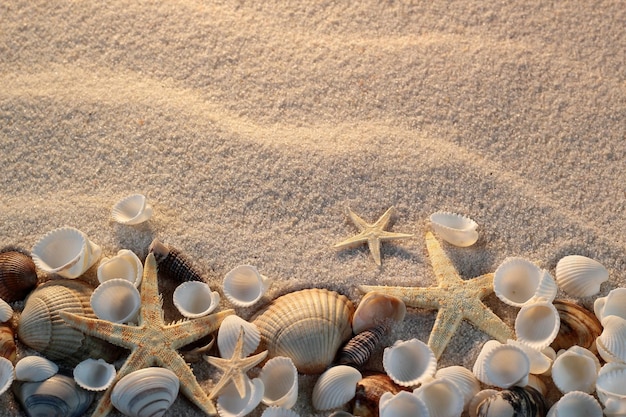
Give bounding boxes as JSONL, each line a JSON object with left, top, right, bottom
{"left": 359, "top": 231, "right": 514, "bottom": 359}
{"left": 334, "top": 206, "right": 413, "bottom": 266}
{"left": 60, "top": 253, "right": 234, "bottom": 417}
{"left": 205, "top": 327, "right": 268, "bottom": 399}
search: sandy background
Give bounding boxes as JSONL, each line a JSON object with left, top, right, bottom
{"left": 1, "top": 1, "right": 625, "bottom": 416}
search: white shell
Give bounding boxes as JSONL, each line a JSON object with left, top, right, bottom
{"left": 223, "top": 265, "right": 271, "bottom": 308}
{"left": 259, "top": 356, "right": 298, "bottom": 409}
{"left": 90, "top": 278, "right": 141, "bottom": 324}
{"left": 0, "top": 298, "right": 13, "bottom": 322}
{"left": 596, "top": 362, "right": 626, "bottom": 416}
{"left": 111, "top": 367, "right": 179, "bottom": 417}
{"left": 468, "top": 389, "right": 498, "bottom": 417}
{"left": 260, "top": 407, "right": 301, "bottom": 417}
{"left": 111, "top": 194, "right": 153, "bottom": 225}
{"left": 493, "top": 258, "right": 557, "bottom": 307}
{"left": 514, "top": 300, "right": 560, "bottom": 351}
{"left": 312, "top": 365, "right": 362, "bottom": 411}
{"left": 414, "top": 377, "right": 464, "bottom": 417}
{"left": 594, "top": 287, "right": 626, "bottom": 324}
{"left": 173, "top": 281, "right": 220, "bottom": 319}
{"left": 216, "top": 377, "right": 264, "bottom": 417}
{"left": 547, "top": 391, "right": 603, "bottom": 417}
{"left": 352, "top": 291, "right": 406, "bottom": 334}
{"left": 430, "top": 211, "right": 479, "bottom": 247}
{"left": 379, "top": 390, "right": 430, "bottom": 417}
{"left": 73, "top": 358, "right": 116, "bottom": 391}
{"left": 15, "top": 356, "right": 58, "bottom": 382}
{"left": 435, "top": 366, "right": 480, "bottom": 410}
{"left": 217, "top": 315, "right": 261, "bottom": 359}
{"left": 555, "top": 255, "right": 608, "bottom": 297}
{"left": 472, "top": 340, "right": 530, "bottom": 388}
{"left": 551, "top": 346, "right": 600, "bottom": 394}
{"left": 0, "top": 356, "right": 14, "bottom": 396}
{"left": 506, "top": 339, "right": 553, "bottom": 375}
{"left": 383, "top": 338, "right": 437, "bottom": 387}
{"left": 31, "top": 226, "right": 102, "bottom": 279}
{"left": 596, "top": 314, "right": 626, "bottom": 363}
{"left": 97, "top": 249, "right": 143, "bottom": 287}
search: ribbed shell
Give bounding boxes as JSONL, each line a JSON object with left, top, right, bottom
{"left": 312, "top": 365, "right": 362, "bottom": 410}
{"left": 0, "top": 323, "right": 16, "bottom": 364}
{"left": 111, "top": 367, "right": 180, "bottom": 417}
{"left": 150, "top": 239, "right": 204, "bottom": 282}
{"left": 337, "top": 324, "right": 387, "bottom": 368}
{"left": 14, "top": 355, "right": 59, "bottom": 382}
{"left": 555, "top": 255, "right": 608, "bottom": 297}
{"left": 0, "top": 250, "right": 38, "bottom": 302}
{"left": 252, "top": 288, "right": 355, "bottom": 374}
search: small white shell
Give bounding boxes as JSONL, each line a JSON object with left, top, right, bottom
{"left": 260, "top": 407, "right": 301, "bottom": 417}
{"left": 97, "top": 249, "right": 143, "bottom": 287}
{"left": 555, "top": 255, "right": 608, "bottom": 297}
{"left": 414, "top": 377, "right": 464, "bottom": 417}
{"left": 90, "top": 278, "right": 141, "bottom": 324}
{"left": 551, "top": 346, "right": 600, "bottom": 394}
{"left": 468, "top": 389, "right": 498, "bottom": 417}
{"left": 15, "top": 356, "right": 58, "bottom": 382}
{"left": 472, "top": 340, "right": 530, "bottom": 388}
{"left": 429, "top": 211, "right": 479, "bottom": 247}
{"left": 173, "top": 281, "right": 220, "bottom": 319}
{"left": 435, "top": 366, "right": 480, "bottom": 411}
{"left": 595, "top": 362, "right": 626, "bottom": 416}
{"left": 217, "top": 315, "right": 261, "bottom": 359}
{"left": 259, "top": 356, "right": 298, "bottom": 409}
{"left": 216, "top": 377, "right": 264, "bottom": 417}
{"left": 379, "top": 390, "right": 430, "bottom": 417}
{"left": 111, "top": 367, "right": 179, "bottom": 417}
{"left": 73, "top": 358, "right": 116, "bottom": 391}
{"left": 312, "top": 365, "right": 362, "bottom": 411}
{"left": 547, "top": 391, "right": 603, "bottom": 417}
{"left": 0, "top": 298, "right": 13, "bottom": 322}
{"left": 223, "top": 265, "right": 271, "bottom": 308}
{"left": 0, "top": 356, "right": 14, "bottom": 396}
{"left": 514, "top": 300, "right": 560, "bottom": 351}
{"left": 111, "top": 194, "right": 153, "bottom": 225}
{"left": 594, "top": 287, "right": 626, "bottom": 325}
{"left": 506, "top": 339, "right": 554, "bottom": 375}
{"left": 493, "top": 258, "right": 557, "bottom": 307}
{"left": 596, "top": 314, "right": 626, "bottom": 363}
{"left": 383, "top": 338, "right": 437, "bottom": 387}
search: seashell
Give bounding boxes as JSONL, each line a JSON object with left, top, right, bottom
{"left": 506, "top": 340, "right": 553, "bottom": 376}
{"left": 223, "top": 265, "right": 271, "bottom": 308}
{"left": 217, "top": 315, "right": 261, "bottom": 359}
{"left": 97, "top": 249, "right": 143, "bottom": 287}
{"left": 468, "top": 390, "right": 499, "bottom": 417}
{"left": 261, "top": 407, "right": 302, "bottom": 417}
{"left": 514, "top": 300, "right": 560, "bottom": 351}
{"left": 382, "top": 338, "right": 437, "bottom": 387}
{"left": 551, "top": 346, "right": 600, "bottom": 394}
{"left": 180, "top": 334, "right": 215, "bottom": 363}
{"left": 111, "top": 367, "right": 180, "bottom": 417}
{"left": 550, "top": 300, "right": 601, "bottom": 352}
{"left": 379, "top": 390, "right": 430, "bottom": 417}
{"left": 352, "top": 371, "right": 405, "bottom": 417}
{"left": 0, "top": 356, "right": 14, "bottom": 396}
{"left": 352, "top": 291, "right": 406, "bottom": 334}
{"left": 111, "top": 193, "right": 153, "bottom": 225}
{"left": 435, "top": 366, "right": 480, "bottom": 411}
{"left": 493, "top": 258, "right": 557, "bottom": 307}
{"left": 259, "top": 356, "right": 298, "bottom": 409}
{"left": 594, "top": 287, "right": 626, "bottom": 325}
{"left": 596, "top": 314, "right": 626, "bottom": 363}
{"left": 216, "top": 377, "right": 264, "bottom": 417}
{"left": 337, "top": 324, "right": 388, "bottom": 368}
{"left": 173, "top": 280, "right": 220, "bottom": 319}
{"left": 414, "top": 377, "right": 464, "bottom": 417}
{"left": 555, "top": 255, "right": 608, "bottom": 297}
{"left": 0, "top": 250, "right": 38, "bottom": 302}
{"left": 0, "top": 297, "right": 13, "bottom": 323}
{"left": 526, "top": 374, "right": 548, "bottom": 397}
{"left": 473, "top": 340, "right": 530, "bottom": 389}
{"left": 73, "top": 358, "right": 116, "bottom": 391}
{"left": 312, "top": 365, "right": 362, "bottom": 410}
{"left": 546, "top": 390, "right": 603, "bottom": 417}
{"left": 18, "top": 279, "right": 122, "bottom": 366}
{"left": 252, "top": 288, "right": 355, "bottom": 374}
{"left": 149, "top": 238, "right": 205, "bottom": 282}
{"left": 12, "top": 373, "right": 94, "bottom": 417}
{"left": 15, "top": 355, "right": 58, "bottom": 382}
{"left": 429, "top": 211, "right": 479, "bottom": 247}
{"left": 475, "top": 386, "right": 548, "bottom": 417}
{"left": 90, "top": 278, "right": 141, "bottom": 324}
{"left": 327, "top": 412, "right": 354, "bottom": 417}
{"left": 0, "top": 323, "right": 16, "bottom": 363}
{"left": 31, "top": 226, "right": 102, "bottom": 279}
{"left": 596, "top": 362, "right": 626, "bottom": 416}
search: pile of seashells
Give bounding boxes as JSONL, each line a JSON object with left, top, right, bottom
{"left": 1, "top": 199, "right": 626, "bottom": 417}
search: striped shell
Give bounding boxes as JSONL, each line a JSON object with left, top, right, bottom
{"left": 111, "top": 367, "right": 180, "bottom": 417}
{"left": 149, "top": 238, "right": 205, "bottom": 282}
{"left": 312, "top": 365, "right": 362, "bottom": 410}
{"left": 0, "top": 323, "right": 16, "bottom": 363}
{"left": 475, "top": 386, "right": 548, "bottom": 417}
{"left": 14, "top": 355, "right": 59, "bottom": 382}
{"left": 551, "top": 300, "right": 602, "bottom": 353}
{"left": 0, "top": 250, "right": 38, "bottom": 302}
{"left": 337, "top": 324, "right": 387, "bottom": 368}
{"left": 555, "top": 255, "right": 608, "bottom": 297}
{"left": 252, "top": 288, "right": 355, "bottom": 374}
{"left": 12, "top": 374, "right": 94, "bottom": 417}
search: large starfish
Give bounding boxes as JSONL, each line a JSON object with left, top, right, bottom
{"left": 334, "top": 206, "right": 413, "bottom": 266}
{"left": 60, "top": 253, "right": 234, "bottom": 417}
{"left": 359, "top": 232, "right": 514, "bottom": 358}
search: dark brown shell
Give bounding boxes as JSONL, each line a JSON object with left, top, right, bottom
{"left": 0, "top": 251, "right": 38, "bottom": 302}
{"left": 0, "top": 323, "right": 16, "bottom": 364}
{"left": 149, "top": 239, "right": 205, "bottom": 282}
{"left": 551, "top": 299, "right": 602, "bottom": 353}
{"left": 352, "top": 372, "right": 406, "bottom": 417}
{"left": 337, "top": 324, "right": 388, "bottom": 368}
{"left": 475, "top": 386, "right": 547, "bottom": 417}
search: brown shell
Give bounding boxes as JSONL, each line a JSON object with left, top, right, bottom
{"left": 337, "top": 324, "right": 388, "bottom": 368}
{"left": 149, "top": 239, "right": 205, "bottom": 282}
{"left": 551, "top": 299, "right": 602, "bottom": 353}
{"left": 0, "top": 323, "right": 16, "bottom": 364}
{"left": 0, "top": 250, "right": 38, "bottom": 302}
{"left": 352, "top": 372, "right": 406, "bottom": 417}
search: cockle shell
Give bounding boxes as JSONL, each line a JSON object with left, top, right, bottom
{"left": 594, "top": 287, "right": 626, "bottom": 324}
{"left": 259, "top": 356, "right": 298, "bottom": 409}
{"left": 97, "top": 249, "right": 143, "bottom": 287}
{"left": 0, "top": 250, "right": 38, "bottom": 302}
{"left": 493, "top": 258, "right": 557, "bottom": 307}
{"left": 551, "top": 346, "right": 600, "bottom": 394}
{"left": 217, "top": 315, "right": 261, "bottom": 359}
{"left": 514, "top": 300, "right": 560, "bottom": 351}
{"left": 0, "top": 298, "right": 13, "bottom": 323}
{"left": 73, "top": 358, "right": 116, "bottom": 391}
{"left": 382, "top": 338, "right": 437, "bottom": 387}
{"left": 550, "top": 300, "right": 601, "bottom": 352}
{"left": 223, "top": 264, "right": 271, "bottom": 308}
{"left": 149, "top": 238, "right": 205, "bottom": 282}
{"left": 555, "top": 255, "right": 608, "bottom": 297}
{"left": 0, "top": 356, "right": 14, "bottom": 396}
{"left": 547, "top": 391, "right": 603, "bottom": 417}
{"left": 506, "top": 340, "right": 554, "bottom": 376}
{"left": 111, "top": 193, "right": 153, "bottom": 225}
{"left": 379, "top": 390, "right": 430, "bottom": 417}
{"left": 261, "top": 407, "right": 302, "bottom": 417}
{"left": 252, "top": 288, "right": 355, "bottom": 374}
{"left": 173, "top": 280, "right": 220, "bottom": 319}
{"left": 352, "top": 372, "right": 405, "bottom": 417}
{"left": 337, "top": 324, "right": 388, "bottom": 368}
{"left": 596, "top": 362, "right": 626, "bottom": 416}
{"left": 111, "top": 367, "right": 180, "bottom": 417}
{"left": 472, "top": 340, "right": 530, "bottom": 389}
{"left": 352, "top": 291, "right": 406, "bottom": 334}
{"left": 429, "top": 211, "right": 479, "bottom": 247}
{"left": 596, "top": 314, "right": 626, "bottom": 363}
{"left": 435, "top": 366, "right": 480, "bottom": 411}
{"left": 14, "top": 355, "right": 59, "bottom": 382}
{"left": 90, "top": 278, "right": 141, "bottom": 324}
{"left": 414, "top": 377, "right": 464, "bottom": 417}
{"left": 474, "top": 386, "right": 548, "bottom": 417}
{"left": 312, "top": 365, "right": 362, "bottom": 411}
{"left": 0, "top": 323, "right": 16, "bottom": 363}
{"left": 216, "top": 377, "right": 265, "bottom": 417}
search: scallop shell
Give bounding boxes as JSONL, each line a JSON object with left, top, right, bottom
{"left": 352, "top": 291, "right": 406, "bottom": 334}
{"left": 379, "top": 390, "right": 430, "bottom": 417}
{"left": 217, "top": 315, "right": 261, "bottom": 359}
{"left": 111, "top": 193, "right": 153, "bottom": 225}
{"left": 73, "top": 358, "right": 116, "bottom": 391}
{"left": 312, "top": 365, "right": 362, "bottom": 411}
{"left": 551, "top": 346, "right": 600, "bottom": 394}
{"left": 352, "top": 371, "right": 405, "bottom": 417}
{"left": 90, "top": 278, "right": 141, "bottom": 324}
{"left": 555, "top": 255, "right": 608, "bottom": 297}
{"left": 475, "top": 386, "right": 548, "bottom": 417}
{"left": 0, "top": 323, "right": 16, "bottom": 363}
{"left": 493, "top": 258, "right": 557, "bottom": 307}
{"left": 97, "top": 249, "right": 143, "bottom": 287}
{"left": 514, "top": 300, "right": 560, "bottom": 351}
{"left": 337, "top": 323, "right": 388, "bottom": 368}
{"left": 596, "top": 314, "right": 626, "bottom": 363}
{"left": 149, "top": 238, "right": 205, "bottom": 282}
{"left": 547, "top": 391, "right": 603, "bottom": 417}
{"left": 223, "top": 264, "right": 271, "bottom": 308}
{"left": 414, "top": 377, "right": 464, "bottom": 417}
{"left": 216, "top": 377, "right": 264, "bottom": 417}
{"left": 111, "top": 367, "right": 180, "bottom": 417}
{"left": 261, "top": 407, "right": 302, "bottom": 417}
{"left": 259, "top": 356, "right": 298, "bottom": 408}
{"left": 435, "top": 366, "right": 480, "bottom": 411}
{"left": 430, "top": 211, "right": 479, "bottom": 247}
{"left": 550, "top": 300, "right": 601, "bottom": 353}
{"left": 0, "top": 298, "right": 13, "bottom": 323}
{"left": 472, "top": 340, "right": 530, "bottom": 389}
{"left": 0, "top": 356, "right": 14, "bottom": 396}
{"left": 0, "top": 250, "right": 38, "bottom": 302}
{"left": 596, "top": 362, "right": 626, "bottom": 416}
{"left": 252, "top": 288, "right": 355, "bottom": 374}
{"left": 12, "top": 373, "right": 94, "bottom": 417}
{"left": 173, "top": 280, "right": 220, "bottom": 319}
{"left": 382, "top": 338, "right": 437, "bottom": 387}
{"left": 594, "top": 287, "right": 626, "bottom": 324}
{"left": 14, "top": 355, "right": 58, "bottom": 382}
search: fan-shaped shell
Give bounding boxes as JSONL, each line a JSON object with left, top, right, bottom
{"left": 435, "top": 366, "right": 481, "bottom": 410}
{"left": 217, "top": 315, "right": 261, "bottom": 359}
{"left": 514, "top": 300, "right": 560, "bottom": 351}
{"left": 312, "top": 365, "right": 362, "bottom": 411}
{"left": 0, "top": 356, "right": 14, "bottom": 396}
{"left": 252, "top": 288, "right": 355, "bottom": 374}
{"left": 547, "top": 391, "right": 603, "bottom": 417}
{"left": 430, "top": 211, "right": 479, "bottom": 247}
{"left": 551, "top": 300, "right": 601, "bottom": 353}
{"left": 0, "top": 323, "right": 16, "bottom": 363}
{"left": 97, "top": 249, "right": 143, "bottom": 287}
{"left": 216, "top": 377, "right": 264, "bottom": 417}
{"left": 551, "top": 346, "right": 600, "bottom": 394}
{"left": 111, "top": 193, "right": 153, "bottom": 225}
{"left": 173, "top": 280, "right": 220, "bottom": 319}
{"left": 414, "top": 377, "right": 464, "bottom": 417}
{"left": 73, "top": 358, "right": 116, "bottom": 391}
{"left": 596, "top": 314, "right": 626, "bottom": 363}
{"left": 0, "top": 298, "right": 13, "bottom": 323}
{"left": 474, "top": 386, "right": 548, "bottom": 417}
{"left": 352, "top": 291, "right": 406, "bottom": 334}
{"left": 493, "top": 258, "right": 557, "bottom": 307}
{"left": 0, "top": 250, "right": 38, "bottom": 302}
{"left": 379, "top": 390, "right": 430, "bottom": 417}
{"left": 555, "top": 255, "right": 608, "bottom": 297}
{"left": 15, "top": 355, "right": 58, "bottom": 382}
{"left": 111, "top": 367, "right": 180, "bottom": 417}
{"left": 383, "top": 338, "right": 437, "bottom": 387}
{"left": 12, "top": 373, "right": 94, "bottom": 417}
{"left": 259, "top": 356, "right": 298, "bottom": 408}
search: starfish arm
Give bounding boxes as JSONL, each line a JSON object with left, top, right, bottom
{"left": 367, "top": 237, "right": 382, "bottom": 266}
{"left": 425, "top": 231, "right": 461, "bottom": 285}
{"left": 206, "top": 355, "right": 244, "bottom": 399}
{"left": 59, "top": 311, "right": 140, "bottom": 349}
{"left": 372, "top": 206, "right": 394, "bottom": 229}
{"left": 428, "top": 306, "right": 464, "bottom": 359}
{"left": 464, "top": 302, "right": 515, "bottom": 343}
{"left": 168, "top": 309, "right": 235, "bottom": 349}
{"left": 346, "top": 207, "right": 370, "bottom": 231}
{"left": 358, "top": 285, "right": 442, "bottom": 310}
{"left": 139, "top": 253, "right": 166, "bottom": 325}
{"left": 469, "top": 273, "right": 496, "bottom": 298}
{"left": 334, "top": 232, "right": 368, "bottom": 249}
{"left": 378, "top": 231, "right": 414, "bottom": 241}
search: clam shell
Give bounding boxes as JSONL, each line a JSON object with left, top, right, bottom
{"left": 0, "top": 297, "right": 13, "bottom": 323}
{"left": 506, "top": 340, "right": 553, "bottom": 375}
{"left": 596, "top": 362, "right": 626, "bottom": 416}
{"left": 90, "top": 278, "right": 141, "bottom": 324}
{"left": 547, "top": 391, "right": 603, "bottom": 417}
{"left": 149, "top": 238, "right": 205, "bottom": 282}
{"left": 594, "top": 287, "right": 626, "bottom": 324}
{"left": 0, "top": 323, "right": 16, "bottom": 363}
{"left": 493, "top": 258, "right": 557, "bottom": 307}
{"left": 111, "top": 193, "right": 153, "bottom": 225}
{"left": 382, "top": 338, "right": 437, "bottom": 387}
{"left": 551, "top": 299, "right": 601, "bottom": 353}
{"left": 223, "top": 265, "right": 271, "bottom": 308}
{"left": 473, "top": 340, "right": 530, "bottom": 389}
{"left": 379, "top": 390, "right": 430, "bottom": 417}
{"left": 12, "top": 373, "right": 94, "bottom": 417}
{"left": 337, "top": 323, "right": 388, "bottom": 368}
{"left": 252, "top": 288, "right": 354, "bottom": 374}
{"left": 261, "top": 407, "right": 302, "bottom": 417}
{"left": 15, "top": 355, "right": 58, "bottom": 382}
{"left": 0, "top": 356, "right": 14, "bottom": 396}
{"left": 259, "top": 356, "right": 298, "bottom": 408}
{"left": 475, "top": 386, "right": 548, "bottom": 417}
{"left": 352, "top": 371, "right": 405, "bottom": 417}
{"left": 435, "top": 365, "right": 480, "bottom": 410}
{"left": 413, "top": 377, "right": 464, "bottom": 417}
{"left": 430, "top": 211, "right": 479, "bottom": 247}
{"left": 173, "top": 280, "right": 220, "bottom": 319}
{"left": 73, "top": 358, "right": 116, "bottom": 391}
{"left": 551, "top": 346, "right": 600, "bottom": 394}
{"left": 352, "top": 291, "right": 406, "bottom": 334}
{"left": 0, "top": 250, "right": 38, "bottom": 302}
{"left": 217, "top": 315, "right": 261, "bottom": 359}
{"left": 97, "top": 249, "right": 143, "bottom": 287}
{"left": 596, "top": 314, "right": 626, "bottom": 363}
{"left": 514, "top": 300, "right": 560, "bottom": 351}
{"left": 555, "top": 255, "right": 608, "bottom": 297}
{"left": 216, "top": 377, "right": 264, "bottom": 417}
{"left": 312, "top": 365, "right": 362, "bottom": 411}
{"left": 111, "top": 367, "right": 180, "bottom": 417}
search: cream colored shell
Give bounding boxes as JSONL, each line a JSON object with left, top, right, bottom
{"left": 555, "top": 255, "right": 608, "bottom": 297}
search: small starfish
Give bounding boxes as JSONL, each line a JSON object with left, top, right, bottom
{"left": 205, "top": 327, "right": 268, "bottom": 399}
{"left": 334, "top": 206, "right": 413, "bottom": 266}
{"left": 359, "top": 231, "right": 514, "bottom": 359}
{"left": 60, "top": 253, "right": 234, "bottom": 417}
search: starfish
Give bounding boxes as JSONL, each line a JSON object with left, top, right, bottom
{"left": 60, "top": 253, "right": 234, "bottom": 417}
{"left": 205, "top": 327, "right": 268, "bottom": 399}
{"left": 359, "top": 231, "right": 514, "bottom": 359}
{"left": 334, "top": 206, "right": 413, "bottom": 266}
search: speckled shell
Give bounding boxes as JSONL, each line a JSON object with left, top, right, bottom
{"left": 551, "top": 300, "right": 602, "bottom": 353}
{"left": 475, "top": 386, "right": 547, "bottom": 417}
{"left": 0, "top": 323, "right": 16, "bottom": 364}
{"left": 0, "top": 250, "right": 38, "bottom": 302}
{"left": 352, "top": 372, "right": 406, "bottom": 417}
{"left": 12, "top": 374, "right": 95, "bottom": 417}
{"left": 555, "top": 255, "right": 608, "bottom": 297}
{"left": 149, "top": 238, "right": 205, "bottom": 282}
{"left": 252, "top": 288, "right": 355, "bottom": 374}
{"left": 337, "top": 324, "right": 388, "bottom": 368}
